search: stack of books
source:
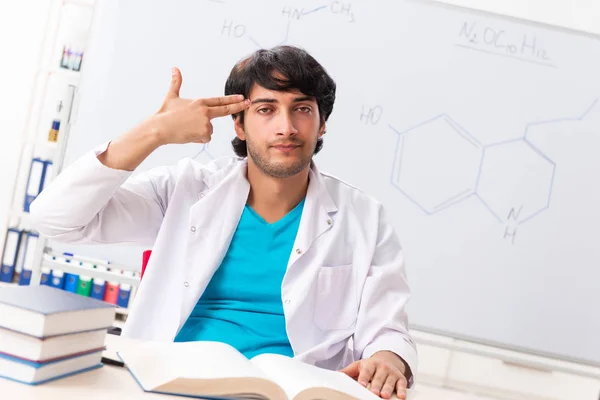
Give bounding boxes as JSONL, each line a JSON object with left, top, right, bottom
{"left": 0, "top": 285, "right": 116, "bottom": 385}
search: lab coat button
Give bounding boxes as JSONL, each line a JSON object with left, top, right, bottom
{"left": 190, "top": 226, "right": 196, "bottom": 233}
{"left": 284, "top": 299, "right": 291, "bottom": 304}
{"left": 295, "top": 248, "right": 302, "bottom": 254}
{"left": 199, "top": 193, "right": 205, "bottom": 199}
{"left": 184, "top": 281, "right": 190, "bottom": 287}
{"left": 327, "top": 219, "right": 332, "bottom": 225}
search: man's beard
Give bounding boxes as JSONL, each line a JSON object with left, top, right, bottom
{"left": 246, "top": 134, "right": 313, "bottom": 179}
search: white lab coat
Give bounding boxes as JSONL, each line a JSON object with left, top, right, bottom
{"left": 30, "top": 142, "right": 418, "bottom": 382}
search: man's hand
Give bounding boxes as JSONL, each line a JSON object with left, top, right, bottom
{"left": 154, "top": 67, "right": 251, "bottom": 145}
{"left": 340, "top": 351, "right": 409, "bottom": 399}
{"left": 97, "top": 67, "right": 251, "bottom": 171}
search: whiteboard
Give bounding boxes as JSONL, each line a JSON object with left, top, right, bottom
{"left": 59, "top": 0, "right": 600, "bottom": 365}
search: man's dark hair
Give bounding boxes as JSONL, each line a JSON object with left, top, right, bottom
{"left": 224, "top": 45, "right": 336, "bottom": 157}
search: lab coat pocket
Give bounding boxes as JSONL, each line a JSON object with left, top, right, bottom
{"left": 313, "top": 264, "right": 357, "bottom": 330}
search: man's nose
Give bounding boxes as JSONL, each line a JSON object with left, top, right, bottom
{"left": 276, "top": 111, "right": 298, "bottom": 136}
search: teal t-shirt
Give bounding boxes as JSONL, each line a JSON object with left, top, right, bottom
{"left": 174, "top": 199, "right": 305, "bottom": 359}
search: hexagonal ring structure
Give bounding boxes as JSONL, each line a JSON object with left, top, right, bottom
{"left": 475, "top": 139, "right": 555, "bottom": 225}
{"left": 390, "top": 115, "right": 484, "bottom": 215}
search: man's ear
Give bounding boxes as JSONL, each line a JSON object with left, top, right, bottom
{"left": 318, "top": 118, "right": 326, "bottom": 138}
{"left": 234, "top": 115, "right": 246, "bottom": 140}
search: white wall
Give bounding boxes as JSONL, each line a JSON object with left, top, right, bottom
{"left": 0, "top": 0, "right": 53, "bottom": 245}
{"left": 435, "top": 0, "right": 600, "bottom": 35}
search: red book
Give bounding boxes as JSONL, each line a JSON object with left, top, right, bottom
{"left": 103, "top": 282, "right": 119, "bottom": 304}
{"left": 141, "top": 250, "right": 152, "bottom": 280}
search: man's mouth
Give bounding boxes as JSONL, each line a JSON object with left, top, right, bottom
{"left": 272, "top": 144, "right": 300, "bottom": 153}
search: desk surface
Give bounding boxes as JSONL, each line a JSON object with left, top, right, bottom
{"left": 1, "top": 334, "right": 420, "bottom": 400}
{"left": 0, "top": 334, "right": 181, "bottom": 400}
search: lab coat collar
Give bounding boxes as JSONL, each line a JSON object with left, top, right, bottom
{"left": 201, "top": 157, "right": 247, "bottom": 192}
{"left": 307, "top": 160, "right": 338, "bottom": 215}
{"left": 285, "top": 160, "right": 338, "bottom": 275}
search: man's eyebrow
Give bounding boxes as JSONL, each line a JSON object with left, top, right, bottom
{"left": 250, "top": 98, "right": 277, "bottom": 104}
{"left": 250, "top": 96, "right": 316, "bottom": 105}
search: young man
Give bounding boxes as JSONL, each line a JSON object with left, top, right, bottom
{"left": 30, "top": 45, "right": 417, "bottom": 399}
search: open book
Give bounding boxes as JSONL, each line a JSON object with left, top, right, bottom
{"left": 117, "top": 341, "right": 392, "bottom": 400}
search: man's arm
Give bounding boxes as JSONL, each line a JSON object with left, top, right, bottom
{"left": 29, "top": 138, "right": 175, "bottom": 246}
{"left": 342, "top": 204, "right": 417, "bottom": 398}
{"left": 30, "top": 67, "right": 249, "bottom": 245}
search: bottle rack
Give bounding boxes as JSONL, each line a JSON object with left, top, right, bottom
{"left": 1, "top": 0, "right": 141, "bottom": 300}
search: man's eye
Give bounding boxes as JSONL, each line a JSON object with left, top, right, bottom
{"left": 297, "top": 107, "right": 312, "bottom": 113}
{"left": 257, "top": 108, "right": 271, "bottom": 114}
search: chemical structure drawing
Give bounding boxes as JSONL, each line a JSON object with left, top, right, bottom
{"left": 217, "top": 2, "right": 356, "bottom": 48}
{"left": 389, "top": 115, "right": 484, "bottom": 216}
{"left": 385, "top": 98, "right": 598, "bottom": 239}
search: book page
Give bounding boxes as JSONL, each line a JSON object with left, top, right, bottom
{"left": 118, "top": 341, "right": 271, "bottom": 391}
{"left": 251, "top": 354, "right": 381, "bottom": 400}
